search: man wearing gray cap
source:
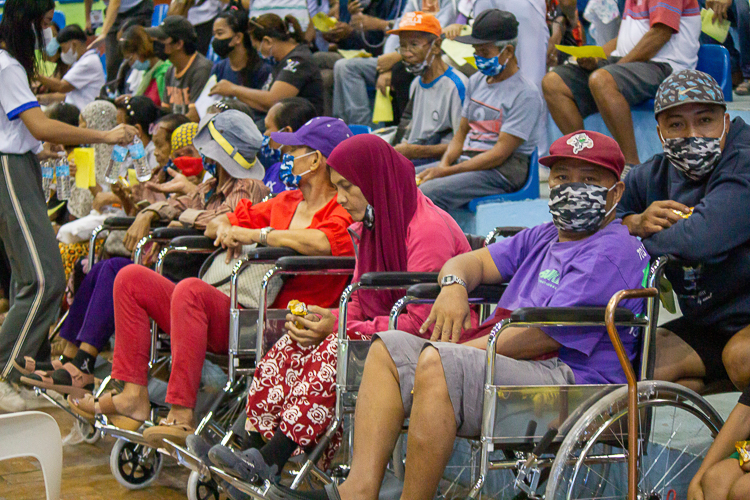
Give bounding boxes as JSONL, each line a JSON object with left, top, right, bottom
{"left": 618, "top": 69, "right": 750, "bottom": 395}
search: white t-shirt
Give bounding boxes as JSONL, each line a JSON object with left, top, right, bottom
{"left": 0, "top": 50, "right": 42, "bottom": 155}
{"left": 249, "top": 0, "right": 310, "bottom": 31}
{"left": 63, "top": 49, "right": 106, "bottom": 112}
{"left": 611, "top": 0, "right": 700, "bottom": 71}
{"left": 188, "top": 0, "right": 227, "bottom": 26}
{"left": 406, "top": 66, "right": 467, "bottom": 145}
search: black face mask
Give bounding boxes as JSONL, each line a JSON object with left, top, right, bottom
{"left": 152, "top": 40, "right": 168, "bottom": 60}
{"left": 211, "top": 36, "right": 234, "bottom": 59}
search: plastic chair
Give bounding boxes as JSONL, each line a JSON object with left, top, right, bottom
{"left": 152, "top": 4, "right": 169, "bottom": 27}
{"left": 0, "top": 411, "right": 62, "bottom": 500}
{"left": 696, "top": 44, "right": 733, "bottom": 102}
{"left": 52, "top": 10, "right": 66, "bottom": 30}
{"left": 467, "top": 148, "right": 539, "bottom": 213}
{"left": 348, "top": 124, "right": 372, "bottom": 135}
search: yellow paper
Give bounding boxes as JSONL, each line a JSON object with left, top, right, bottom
{"left": 555, "top": 45, "right": 607, "bottom": 59}
{"left": 701, "top": 9, "right": 731, "bottom": 43}
{"left": 73, "top": 148, "right": 96, "bottom": 189}
{"left": 338, "top": 49, "right": 372, "bottom": 59}
{"left": 311, "top": 12, "right": 338, "bottom": 32}
{"left": 441, "top": 38, "right": 475, "bottom": 66}
{"left": 372, "top": 88, "right": 393, "bottom": 123}
{"left": 465, "top": 56, "right": 477, "bottom": 69}
{"left": 127, "top": 168, "right": 139, "bottom": 186}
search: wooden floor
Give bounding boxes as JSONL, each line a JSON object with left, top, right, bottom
{"left": 0, "top": 404, "right": 201, "bottom": 500}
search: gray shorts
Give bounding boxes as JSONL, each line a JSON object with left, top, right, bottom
{"left": 375, "top": 331, "right": 576, "bottom": 437}
{"left": 552, "top": 57, "right": 673, "bottom": 118}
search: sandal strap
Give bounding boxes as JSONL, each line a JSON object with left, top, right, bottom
{"left": 97, "top": 392, "right": 117, "bottom": 415}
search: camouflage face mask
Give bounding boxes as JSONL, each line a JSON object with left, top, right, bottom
{"left": 660, "top": 122, "right": 725, "bottom": 181}
{"left": 548, "top": 182, "right": 616, "bottom": 233}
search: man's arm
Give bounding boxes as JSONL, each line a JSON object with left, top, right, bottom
{"left": 617, "top": 23, "right": 674, "bottom": 64}
{"left": 444, "top": 132, "right": 524, "bottom": 174}
{"left": 395, "top": 142, "right": 449, "bottom": 160}
{"left": 89, "top": 0, "right": 121, "bottom": 49}
{"left": 436, "top": 118, "right": 469, "bottom": 168}
{"left": 211, "top": 80, "right": 300, "bottom": 112}
{"left": 84, "top": 0, "right": 93, "bottom": 33}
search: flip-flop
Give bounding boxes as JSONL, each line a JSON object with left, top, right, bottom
{"left": 736, "top": 80, "right": 750, "bottom": 96}
{"left": 20, "top": 363, "right": 94, "bottom": 399}
{"left": 143, "top": 420, "right": 196, "bottom": 448}
{"left": 67, "top": 392, "right": 143, "bottom": 432}
{"left": 13, "top": 356, "right": 62, "bottom": 376}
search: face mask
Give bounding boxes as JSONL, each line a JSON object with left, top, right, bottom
{"left": 474, "top": 48, "right": 508, "bottom": 77}
{"left": 43, "top": 27, "right": 54, "bottom": 47}
{"left": 279, "top": 151, "right": 315, "bottom": 189}
{"left": 660, "top": 122, "right": 725, "bottom": 181}
{"left": 211, "top": 36, "right": 234, "bottom": 59}
{"left": 173, "top": 156, "right": 204, "bottom": 177}
{"left": 548, "top": 182, "right": 617, "bottom": 233}
{"left": 260, "top": 135, "right": 282, "bottom": 163}
{"left": 132, "top": 58, "right": 151, "bottom": 71}
{"left": 152, "top": 40, "right": 168, "bottom": 60}
{"left": 45, "top": 37, "right": 60, "bottom": 58}
{"left": 201, "top": 155, "right": 217, "bottom": 177}
{"left": 403, "top": 40, "right": 437, "bottom": 76}
{"left": 61, "top": 46, "right": 79, "bottom": 66}
{"left": 258, "top": 41, "right": 275, "bottom": 65}
{"left": 363, "top": 204, "right": 375, "bottom": 230}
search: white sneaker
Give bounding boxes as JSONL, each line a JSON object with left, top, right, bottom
{"left": 0, "top": 380, "right": 26, "bottom": 412}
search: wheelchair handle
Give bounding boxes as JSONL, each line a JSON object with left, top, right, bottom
{"left": 532, "top": 427, "right": 557, "bottom": 457}
{"left": 605, "top": 287, "right": 658, "bottom": 500}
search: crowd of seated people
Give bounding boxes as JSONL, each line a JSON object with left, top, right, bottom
{"left": 0, "top": 0, "right": 749, "bottom": 498}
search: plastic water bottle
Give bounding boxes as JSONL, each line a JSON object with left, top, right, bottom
{"left": 128, "top": 136, "right": 152, "bottom": 182}
{"left": 105, "top": 145, "right": 129, "bottom": 184}
{"left": 55, "top": 158, "right": 71, "bottom": 201}
{"left": 41, "top": 160, "right": 54, "bottom": 202}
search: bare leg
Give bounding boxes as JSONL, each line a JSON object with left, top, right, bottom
{"left": 722, "top": 324, "right": 750, "bottom": 390}
{"left": 61, "top": 339, "right": 79, "bottom": 359}
{"left": 92, "top": 381, "right": 151, "bottom": 422}
{"left": 78, "top": 342, "right": 99, "bottom": 357}
{"left": 729, "top": 472, "right": 750, "bottom": 500}
{"left": 542, "top": 72, "right": 584, "bottom": 134}
{"left": 337, "top": 339, "right": 406, "bottom": 500}
{"left": 588, "top": 69, "right": 640, "bottom": 165}
{"left": 700, "top": 458, "right": 745, "bottom": 500}
{"left": 401, "top": 346, "right": 457, "bottom": 500}
{"left": 164, "top": 405, "right": 196, "bottom": 427}
{"left": 654, "top": 327, "right": 706, "bottom": 392}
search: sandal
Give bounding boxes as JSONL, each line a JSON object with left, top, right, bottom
{"left": 736, "top": 80, "right": 750, "bottom": 96}
{"left": 143, "top": 420, "right": 196, "bottom": 448}
{"left": 67, "top": 392, "right": 143, "bottom": 431}
{"left": 13, "top": 356, "right": 63, "bottom": 376}
{"left": 20, "top": 363, "right": 94, "bottom": 398}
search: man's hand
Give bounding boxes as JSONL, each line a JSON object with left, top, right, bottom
{"left": 421, "top": 285, "right": 472, "bottom": 343}
{"left": 376, "top": 71, "right": 392, "bottom": 95}
{"left": 577, "top": 57, "right": 604, "bottom": 71}
{"left": 323, "top": 22, "right": 354, "bottom": 42}
{"left": 442, "top": 23, "right": 465, "bottom": 39}
{"left": 706, "top": 0, "right": 732, "bottom": 22}
{"left": 209, "top": 79, "right": 238, "bottom": 98}
{"left": 377, "top": 52, "right": 401, "bottom": 73}
{"left": 285, "top": 305, "right": 336, "bottom": 347}
{"left": 623, "top": 200, "right": 691, "bottom": 238}
{"left": 145, "top": 167, "right": 199, "bottom": 195}
{"left": 103, "top": 124, "right": 138, "bottom": 146}
{"left": 123, "top": 211, "right": 156, "bottom": 251}
{"left": 417, "top": 165, "right": 451, "bottom": 183}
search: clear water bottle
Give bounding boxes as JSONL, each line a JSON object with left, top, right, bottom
{"left": 105, "top": 145, "right": 129, "bottom": 184}
{"left": 41, "top": 160, "right": 54, "bottom": 202}
{"left": 55, "top": 158, "right": 71, "bottom": 201}
{"left": 128, "top": 136, "right": 152, "bottom": 182}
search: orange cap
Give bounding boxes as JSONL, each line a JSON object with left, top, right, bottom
{"left": 386, "top": 12, "right": 442, "bottom": 38}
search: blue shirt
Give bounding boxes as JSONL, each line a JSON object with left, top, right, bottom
{"left": 210, "top": 58, "right": 272, "bottom": 90}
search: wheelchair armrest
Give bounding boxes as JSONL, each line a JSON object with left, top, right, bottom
{"left": 102, "top": 216, "right": 136, "bottom": 229}
{"left": 275, "top": 256, "right": 356, "bottom": 272}
{"left": 493, "top": 226, "right": 527, "bottom": 238}
{"left": 405, "top": 283, "right": 506, "bottom": 303}
{"left": 246, "top": 246, "right": 299, "bottom": 261}
{"left": 509, "top": 307, "right": 635, "bottom": 323}
{"left": 358, "top": 272, "right": 438, "bottom": 287}
{"left": 168, "top": 235, "right": 216, "bottom": 249}
{"left": 151, "top": 227, "right": 205, "bottom": 240}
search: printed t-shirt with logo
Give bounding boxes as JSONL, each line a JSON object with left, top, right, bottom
{"left": 487, "top": 221, "right": 651, "bottom": 384}
{"left": 460, "top": 70, "right": 544, "bottom": 156}
{"left": 262, "top": 44, "right": 324, "bottom": 115}
{"left": 163, "top": 52, "right": 213, "bottom": 115}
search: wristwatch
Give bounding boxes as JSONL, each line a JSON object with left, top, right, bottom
{"left": 440, "top": 274, "right": 468, "bottom": 291}
{"left": 259, "top": 226, "right": 275, "bottom": 245}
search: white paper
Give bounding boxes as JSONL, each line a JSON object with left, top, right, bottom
{"left": 195, "top": 75, "right": 221, "bottom": 119}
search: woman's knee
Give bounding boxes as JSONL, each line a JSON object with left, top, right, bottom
{"left": 172, "top": 277, "right": 209, "bottom": 309}
{"left": 113, "top": 263, "right": 151, "bottom": 295}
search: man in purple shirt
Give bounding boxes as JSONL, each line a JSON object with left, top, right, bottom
{"left": 269, "top": 130, "right": 650, "bottom": 500}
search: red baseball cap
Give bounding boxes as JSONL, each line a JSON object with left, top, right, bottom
{"left": 386, "top": 12, "right": 442, "bottom": 38}
{"left": 539, "top": 131, "right": 625, "bottom": 180}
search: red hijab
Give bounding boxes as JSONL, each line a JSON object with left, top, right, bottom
{"left": 327, "top": 135, "right": 419, "bottom": 318}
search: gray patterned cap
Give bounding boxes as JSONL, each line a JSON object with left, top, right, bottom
{"left": 654, "top": 69, "right": 726, "bottom": 116}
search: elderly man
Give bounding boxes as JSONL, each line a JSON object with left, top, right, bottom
{"left": 269, "top": 130, "right": 650, "bottom": 500}
{"left": 618, "top": 69, "right": 750, "bottom": 393}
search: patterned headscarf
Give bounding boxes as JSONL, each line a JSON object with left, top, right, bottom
{"left": 171, "top": 122, "right": 199, "bottom": 153}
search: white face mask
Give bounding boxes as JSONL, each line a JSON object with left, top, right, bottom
{"left": 61, "top": 46, "right": 79, "bottom": 65}
{"left": 43, "top": 27, "right": 54, "bottom": 47}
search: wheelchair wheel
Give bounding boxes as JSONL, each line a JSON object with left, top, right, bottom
{"left": 187, "top": 470, "right": 220, "bottom": 500}
{"left": 75, "top": 419, "right": 101, "bottom": 444}
{"left": 546, "top": 381, "right": 723, "bottom": 500}
{"left": 109, "top": 439, "right": 163, "bottom": 489}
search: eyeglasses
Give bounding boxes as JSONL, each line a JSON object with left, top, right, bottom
{"left": 396, "top": 41, "right": 432, "bottom": 54}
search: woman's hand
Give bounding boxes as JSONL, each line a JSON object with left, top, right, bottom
{"left": 144, "top": 167, "right": 198, "bottom": 195}
{"left": 67, "top": 157, "right": 77, "bottom": 177}
{"left": 217, "top": 226, "right": 259, "bottom": 262}
{"left": 209, "top": 79, "right": 238, "bottom": 98}
{"left": 92, "top": 191, "right": 122, "bottom": 212}
{"left": 285, "top": 305, "right": 336, "bottom": 347}
{"left": 421, "top": 285, "right": 471, "bottom": 343}
{"left": 103, "top": 124, "right": 138, "bottom": 146}
{"left": 123, "top": 211, "right": 157, "bottom": 251}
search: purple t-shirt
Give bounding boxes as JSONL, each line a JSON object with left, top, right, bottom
{"left": 487, "top": 221, "right": 651, "bottom": 384}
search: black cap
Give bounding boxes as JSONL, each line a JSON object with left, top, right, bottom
{"left": 454, "top": 9, "right": 518, "bottom": 45}
{"left": 145, "top": 16, "right": 198, "bottom": 45}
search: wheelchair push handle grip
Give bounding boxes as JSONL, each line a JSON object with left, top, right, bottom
{"left": 358, "top": 272, "right": 438, "bottom": 287}
{"left": 169, "top": 235, "right": 216, "bottom": 249}
{"left": 150, "top": 227, "right": 204, "bottom": 240}
{"left": 532, "top": 427, "right": 558, "bottom": 457}
{"left": 103, "top": 216, "right": 136, "bottom": 228}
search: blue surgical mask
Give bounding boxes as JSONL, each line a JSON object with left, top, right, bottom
{"left": 132, "top": 59, "right": 151, "bottom": 71}
{"left": 258, "top": 45, "right": 276, "bottom": 65}
{"left": 474, "top": 50, "right": 507, "bottom": 77}
{"left": 279, "top": 151, "right": 315, "bottom": 189}
{"left": 201, "top": 155, "right": 217, "bottom": 177}
{"left": 260, "top": 135, "right": 281, "bottom": 162}
{"left": 45, "top": 37, "right": 60, "bottom": 57}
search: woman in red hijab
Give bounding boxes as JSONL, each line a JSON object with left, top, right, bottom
{"left": 203, "top": 135, "right": 476, "bottom": 484}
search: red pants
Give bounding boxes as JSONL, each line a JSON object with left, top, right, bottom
{"left": 111, "top": 264, "right": 230, "bottom": 409}
{"left": 245, "top": 332, "right": 340, "bottom": 466}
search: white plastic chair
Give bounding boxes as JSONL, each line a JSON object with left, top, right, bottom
{"left": 0, "top": 411, "right": 62, "bottom": 500}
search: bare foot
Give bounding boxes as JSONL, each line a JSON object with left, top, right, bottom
{"left": 163, "top": 406, "right": 196, "bottom": 428}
